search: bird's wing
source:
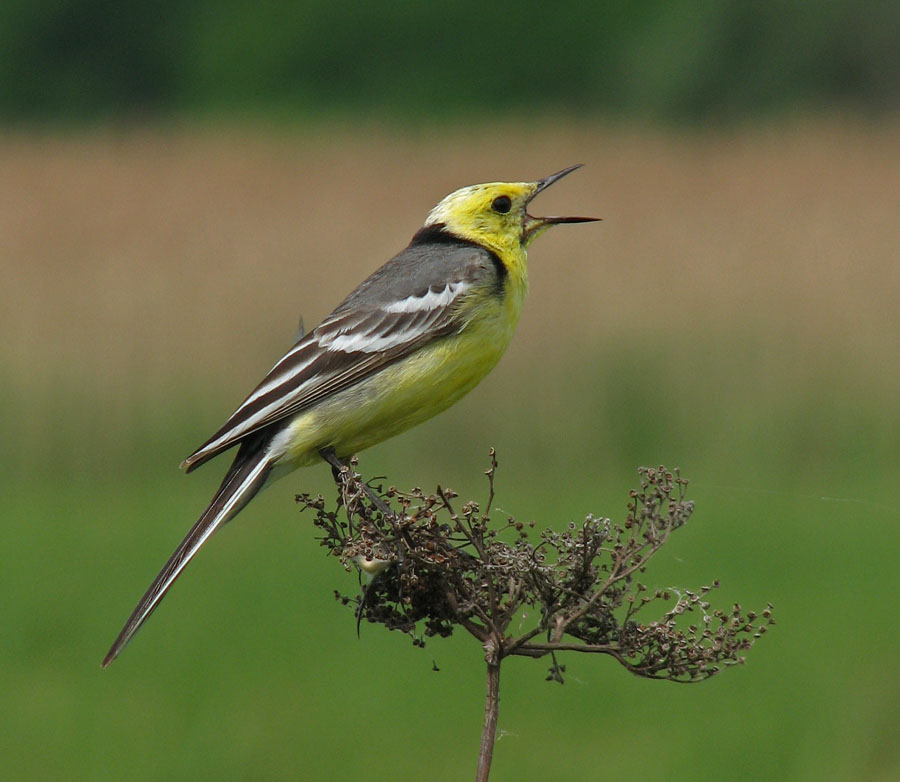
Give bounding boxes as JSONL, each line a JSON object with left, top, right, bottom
{"left": 182, "top": 241, "right": 497, "bottom": 472}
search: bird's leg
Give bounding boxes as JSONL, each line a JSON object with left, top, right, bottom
{"left": 328, "top": 458, "right": 342, "bottom": 485}
{"left": 319, "top": 448, "right": 404, "bottom": 631}
{"left": 319, "top": 448, "right": 395, "bottom": 518}
{"left": 319, "top": 448, "right": 409, "bottom": 608}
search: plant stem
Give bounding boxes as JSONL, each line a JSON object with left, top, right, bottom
{"left": 476, "top": 648, "right": 501, "bottom": 782}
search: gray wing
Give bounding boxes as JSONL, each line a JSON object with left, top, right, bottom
{"left": 333, "top": 233, "right": 502, "bottom": 311}
{"left": 181, "top": 240, "right": 500, "bottom": 471}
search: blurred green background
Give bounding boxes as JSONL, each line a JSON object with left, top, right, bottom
{"left": 2, "top": 0, "right": 899, "bottom": 122}
{"left": 2, "top": 2, "right": 899, "bottom": 780}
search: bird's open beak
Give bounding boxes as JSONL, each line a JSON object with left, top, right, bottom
{"left": 522, "top": 164, "right": 599, "bottom": 244}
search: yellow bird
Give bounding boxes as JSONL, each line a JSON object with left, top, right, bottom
{"left": 103, "top": 164, "right": 597, "bottom": 666}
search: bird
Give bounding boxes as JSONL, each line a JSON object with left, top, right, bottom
{"left": 102, "top": 164, "right": 597, "bottom": 667}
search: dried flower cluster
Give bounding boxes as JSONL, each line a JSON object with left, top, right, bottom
{"left": 298, "top": 451, "right": 773, "bottom": 684}
{"left": 299, "top": 451, "right": 774, "bottom": 780}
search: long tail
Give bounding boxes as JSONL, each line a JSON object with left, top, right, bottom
{"left": 102, "top": 443, "right": 274, "bottom": 667}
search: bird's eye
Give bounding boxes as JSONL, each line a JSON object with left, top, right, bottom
{"left": 491, "top": 195, "right": 512, "bottom": 214}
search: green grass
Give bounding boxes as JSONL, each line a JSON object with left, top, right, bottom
{"left": 3, "top": 337, "right": 899, "bottom": 780}
{"left": 2, "top": 391, "right": 898, "bottom": 780}
{"left": 3, "top": 326, "right": 898, "bottom": 780}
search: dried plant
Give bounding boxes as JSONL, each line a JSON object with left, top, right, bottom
{"left": 297, "top": 451, "right": 773, "bottom": 782}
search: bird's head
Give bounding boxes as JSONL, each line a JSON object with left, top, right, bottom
{"left": 423, "top": 164, "right": 598, "bottom": 258}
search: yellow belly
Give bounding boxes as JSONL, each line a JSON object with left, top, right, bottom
{"left": 270, "top": 294, "right": 522, "bottom": 468}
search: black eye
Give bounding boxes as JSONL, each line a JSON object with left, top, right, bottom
{"left": 491, "top": 195, "right": 512, "bottom": 214}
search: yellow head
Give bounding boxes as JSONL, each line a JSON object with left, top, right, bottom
{"left": 423, "top": 164, "right": 598, "bottom": 260}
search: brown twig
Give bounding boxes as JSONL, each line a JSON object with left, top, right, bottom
{"left": 476, "top": 640, "right": 501, "bottom": 782}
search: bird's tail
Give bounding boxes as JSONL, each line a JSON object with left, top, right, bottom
{"left": 102, "top": 443, "right": 274, "bottom": 667}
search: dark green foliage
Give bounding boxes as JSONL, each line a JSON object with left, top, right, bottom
{"left": 2, "top": 0, "right": 898, "bottom": 121}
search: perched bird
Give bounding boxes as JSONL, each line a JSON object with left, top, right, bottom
{"left": 102, "top": 165, "right": 597, "bottom": 667}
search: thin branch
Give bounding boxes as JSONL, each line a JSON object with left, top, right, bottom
{"left": 475, "top": 642, "right": 501, "bottom": 782}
